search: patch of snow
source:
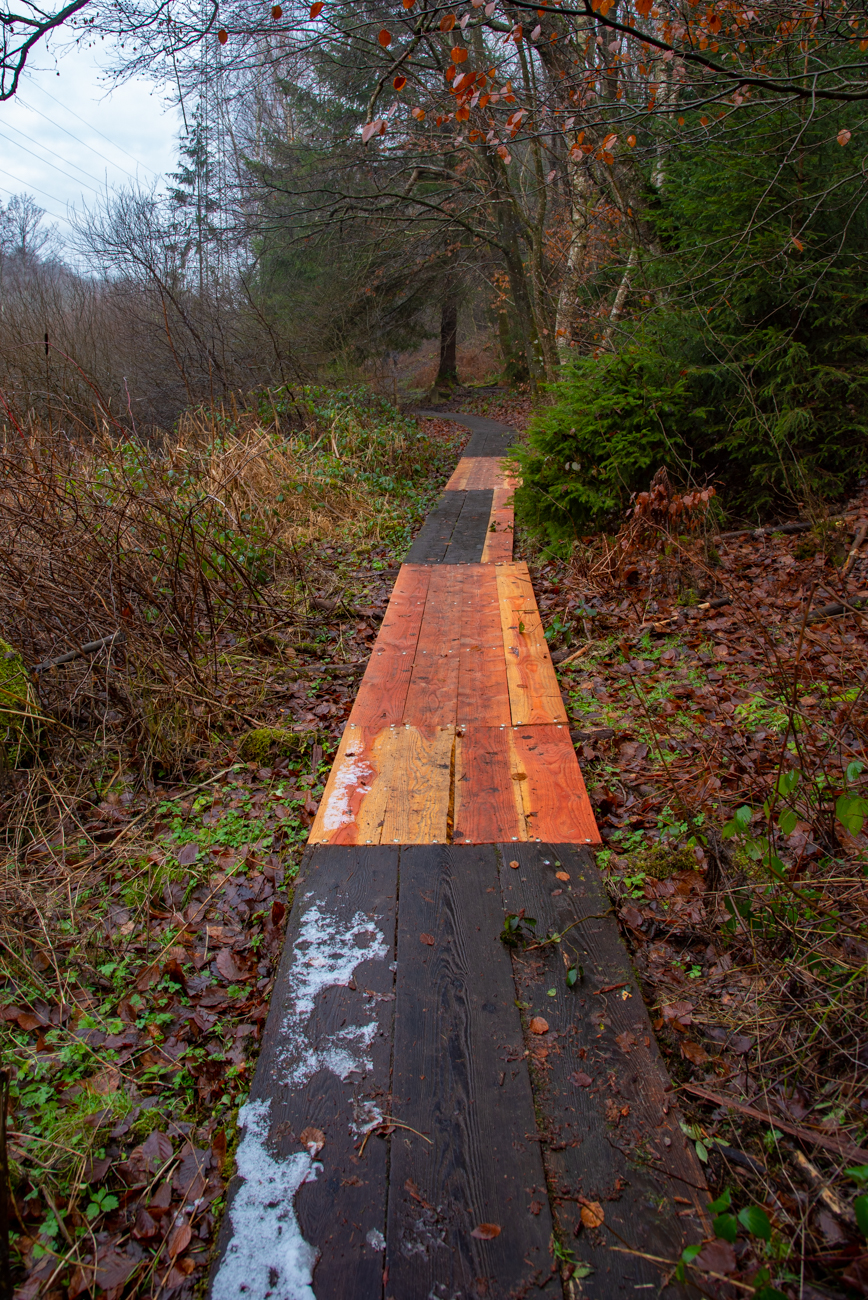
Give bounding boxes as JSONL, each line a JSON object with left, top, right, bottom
{"left": 211, "top": 1099, "right": 320, "bottom": 1300}
{"left": 278, "top": 902, "right": 389, "bottom": 1089}
{"left": 366, "top": 1228, "right": 386, "bottom": 1251}
{"left": 320, "top": 749, "right": 374, "bottom": 832}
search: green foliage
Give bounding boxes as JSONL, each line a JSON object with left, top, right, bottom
{"left": 517, "top": 102, "right": 868, "bottom": 536}
{"left": 0, "top": 638, "right": 40, "bottom": 767}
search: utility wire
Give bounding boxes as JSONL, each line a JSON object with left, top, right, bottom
{"left": 0, "top": 165, "right": 73, "bottom": 216}
{"left": 26, "top": 84, "right": 165, "bottom": 178}
{"left": 4, "top": 120, "right": 112, "bottom": 190}
{"left": 17, "top": 96, "right": 152, "bottom": 185}
{"left": 1, "top": 133, "right": 103, "bottom": 196}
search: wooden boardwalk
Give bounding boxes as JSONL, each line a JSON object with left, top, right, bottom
{"left": 210, "top": 415, "right": 708, "bottom": 1300}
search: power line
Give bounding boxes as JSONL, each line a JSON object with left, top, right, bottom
{"left": 0, "top": 181, "right": 69, "bottom": 225}
{"left": 29, "top": 83, "right": 166, "bottom": 179}
{"left": 0, "top": 165, "right": 73, "bottom": 219}
{"left": 1, "top": 133, "right": 104, "bottom": 197}
{"left": 4, "top": 120, "right": 114, "bottom": 191}
{"left": 17, "top": 96, "right": 152, "bottom": 185}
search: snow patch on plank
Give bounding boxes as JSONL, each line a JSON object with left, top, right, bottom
{"left": 320, "top": 749, "right": 374, "bottom": 833}
{"left": 279, "top": 899, "right": 389, "bottom": 1088}
{"left": 211, "top": 1098, "right": 319, "bottom": 1300}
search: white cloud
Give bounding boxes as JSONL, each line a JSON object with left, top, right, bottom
{"left": 1, "top": 36, "right": 182, "bottom": 248}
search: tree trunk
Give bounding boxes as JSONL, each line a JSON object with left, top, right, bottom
{"left": 434, "top": 285, "right": 458, "bottom": 389}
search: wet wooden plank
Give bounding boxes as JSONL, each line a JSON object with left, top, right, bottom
{"left": 385, "top": 844, "right": 554, "bottom": 1299}
{"left": 443, "top": 489, "right": 492, "bottom": 564}
{"left": 210, "top": 845, "right": 398, "bottom": 1300}
{"left": 511, "top": 724, "right": 600, "bottom": 845}
{"left": 481, "top": 511, "right": 514, "bottom": 564}
{"left": 453, "top": 726, "right": 526, "bottom": 844}
{"left": 496, "top": 564, "right": 567, "bottom": 726}
{"left": 403, "top": 567, "right": 462, "bottom": 726}
{"left": 405, "top": 492, "right": 465, "bottom": 563}
{"left": 308, "top": 724, "right": 396, "bottom": 845}
{"left": 350, "top": 566, "right": 429, "bottom": 727}
{"left": 379, "top": 725, "right": 454, "bottom": 844}
{"left": 498, "top": 843, "right": 709, "bottom": 1298}
{"left": 456, "top": 568, "right": 511, "bottom": 726}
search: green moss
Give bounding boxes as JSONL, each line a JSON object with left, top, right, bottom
{"left": 0, "top": 638, "right": 40, "bottom": 767}
{"left": 238, "top": 726, "right": 309, "bottom": 764}
{"left": 633, "top": 845, "right": 698, "bottom": 879}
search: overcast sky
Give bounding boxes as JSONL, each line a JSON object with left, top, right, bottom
{"left": 1, "top": 35, "right": 182, "bottom": 250}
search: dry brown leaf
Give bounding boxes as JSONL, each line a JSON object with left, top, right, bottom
{"left": 420, "top": 933, "right": 435, "bottom": 946}
{"left": 580, "top": 1201, "right": 605, "bottom": 1229}
{"left": 509, "top": 859, "right": 519, "bottom": 869}
{"left": 681, "top": 1039, "right": 709, "bottom": 1065}
{"left": 555, "top": 871, "right": 570, "bottom": 881}
{"left": 471, "top": 1222, "right": 501, "bottom": 1240}
{"left": 528, "top": 1016, "right": 549, "bottom": 1035}
{"left": 300, "top": 1126, "right": 325, "bottom": 1155}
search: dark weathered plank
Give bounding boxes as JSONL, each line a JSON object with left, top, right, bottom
{"left": 497, "top": 843, "right": 709, "bottom": 1297}
{"left": 385, "top": 844, "right": 555, "bottom": 1300}
{"left": 210, "top": 845, "right": 398, "bottom": 1300}
{"left": 444, "top": 489, "right": 493, "bottom": 564}
{"left": 404, "top": 492, "right": 465, "bottom": 564}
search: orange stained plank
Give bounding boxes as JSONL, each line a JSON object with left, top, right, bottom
{"left": 443, "top": 458, "right": 507, "bottom": 491}
{"left": 456, "top": 567, "right": 511, "bottom": 725}
{"left": 349, "top": 565, "right": 429, "bottom": 727}
{"left": 496, "top": 564, "right": 568, "bottom": 726}
{"left": 308, "top": 724, "right": 397, "bottom": 845}
{"left": 510, "top": 724, "right": 601, "bottom": 844}
{"left": 308, "top": 722, "right": 454, "bottom": 845}
{"left": 402, "top": 566, "right": 463, "bottom": 726}
{"left": 491, "top": 484, "right": 514, "bottom": 511}
{"left": 379, "top": 725, "right": 454, "bottom": 844}
{"left": 481, "top": 511, "right": 514, "bottom": 563}
{"left": 453, "top": 725, "right": 525, "bottom": 844}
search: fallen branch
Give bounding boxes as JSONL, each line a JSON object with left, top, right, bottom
{"left": 806, "top": 594, "right": 868, "bottom": 624}
{"left": 682, "top": 1083, "right": 868, "bottom": 1162}
{"left": 32, "top": 632, "right": 126, "bottom": 675}
{"left": 842, "top": 520, "right": 868, "bottom": 577}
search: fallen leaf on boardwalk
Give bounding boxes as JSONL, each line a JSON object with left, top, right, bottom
{"left": 694, "top": 1240, "right": 737, "bottom": 1273}
{"left": 420, "top": 933, "right": 435, "bottom": 946}
{"left": 570, "top": 1071, "right": 593, "bottom": 1087}
{"left": 681, "top": 1040, "right": 709, "bottom": 1065}
{"left": 509, "top": 859, "right": 519, "bottom": 869}
{"left": 300, "top": 1126, "right": 325, "bottom": 1155}
{"left": 471, "top": 1222, "right": 501, "bottom": 1239}
{"left": 528, "top": 1016, "right": 549, "bottom": 1034}
{"left": 580, "top": 1201, "right": 605, "bottom": 1228}
{"left": 555, "top": 871, "right": 570, "bottom": 881}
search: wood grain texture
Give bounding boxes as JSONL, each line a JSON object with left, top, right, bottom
{"left": 308, "top": 724, "right": 395, "bottom": 845}
{"left": 444, "top": 458, "right": 515, "bottom": 491}
{"left": 444, "top": 490, "right": 494, "bottom": 564}
{"left": 386, "top": 845, "right": 554, "bottom": 1300}
{"left": 496, "top": 564, "right": 567, "bottom": 725}
{"left": 379, "top": 725, "right": 454, "bottom": 844}
{"left": 498, "top": 843, "right": 709, "bottom": 1298}
{"left": 510, "top": 725, "right": 600, "bottom": 844}
{"left": 481, "top": 511, "right": 514, "bottom": 564}
{"left": 403, "top": 566, "right": 462, "bottom": 726}
{"left": 453, "top": 726, "right": 526, "bottom": 844}
{"left": 210, "top": 845, "right": 398, "bottom": 1300}
{"left": 456, "top": 567, "right": 511, "bottom": 726}
{"left": 405, "top": 492, "right": 465, "bottom": 563}
{"left": 350, "top": 566, "right": 429, "bottom": 727}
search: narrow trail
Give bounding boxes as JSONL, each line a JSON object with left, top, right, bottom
{"left": 210, "top": 415, "right": 708, "bottom": 1300}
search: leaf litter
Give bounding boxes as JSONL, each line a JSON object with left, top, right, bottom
{"left": 530, "top": 467, "right": 868, "bottom": 1296}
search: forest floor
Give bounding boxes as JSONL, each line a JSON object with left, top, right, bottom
{"left": 2, "top": 388, "right": 867, "bottom": 1300}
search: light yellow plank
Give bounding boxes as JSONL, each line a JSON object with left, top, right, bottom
{"left": 495, "top": 564, "right": 568, "bottom": 726}
{"left": 379, "top": 726, "right": 454, "bottom": 844}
